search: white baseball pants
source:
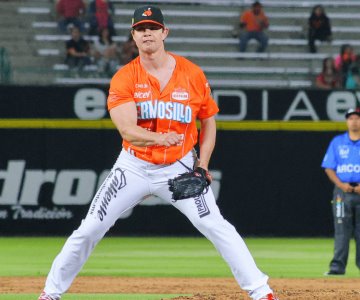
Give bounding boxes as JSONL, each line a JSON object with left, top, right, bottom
{"left": 43, "top": 150, "right": 272, "bottom": 300}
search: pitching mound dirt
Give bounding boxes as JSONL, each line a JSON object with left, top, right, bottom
{"left": 1, "top": 276, "right": 359, "bottom": 299}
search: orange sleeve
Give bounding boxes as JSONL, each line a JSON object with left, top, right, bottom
{"left": 196, "top": 70, "right": 219, "bottom": 120}
{"left": 107, "top": 64, "right": 135, "bottom": 111}
{"left": 240, "top": 10, "right": 250, "bottom": 24}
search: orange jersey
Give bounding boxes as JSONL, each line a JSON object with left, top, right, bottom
{"left": 240, "top": 9, "right": 269, "bottom": 32}
{"left": 107, "top": 53, "right": 219, "bottom": 165}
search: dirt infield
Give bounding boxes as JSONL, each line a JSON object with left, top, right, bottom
{"left": 1, "top": 276, "right": 359, "bottom": 299}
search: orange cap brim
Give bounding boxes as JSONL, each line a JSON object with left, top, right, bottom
{"left": 132, "top": 20, "right": 164, "bottom": 28}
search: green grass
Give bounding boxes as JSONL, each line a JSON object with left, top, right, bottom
{"left": 0, "top": 237, "right": 359, "bottom": 299}
{"left": 246, "top": 238, "right": 358, "bottom": 278}
{"left": 0, "top": 237, "right": 358, "bottom": 278}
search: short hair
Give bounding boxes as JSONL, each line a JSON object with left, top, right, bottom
{"left": 252, "top": 1, "right": 262, "bottom": 7}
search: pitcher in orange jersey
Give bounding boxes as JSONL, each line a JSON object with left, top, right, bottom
{"left": 38, "top": 5, "right": 279, "bottom": 300}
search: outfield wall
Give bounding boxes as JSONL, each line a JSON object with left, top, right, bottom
{"left": 0, "top": 85, "right": 357, "bottom": 236}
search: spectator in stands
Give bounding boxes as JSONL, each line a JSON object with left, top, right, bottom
{"left": 120, "top": 33, "right": 139, "bottom": 65}
{"left": 88, "top": 0, "right": 116, "bottom": 36}
{"left": 56, "top": 0, "right": 86, "bottom": 33}
{"left": 92, "top": 27, "right": 119, "bottom": 77}
{"left": 308, "top": 5, "right": 332, "bottom": 53}
{"left": 237, "top": 1, "right": 269, "bottom": 53}
{"left": 345, "top": 56, "right": 360, "bottom": 89}
{"left": 335, "top": 44, "right": 357, "bottom": 87}
{"left": 315, "top": 57, "right": 341, "bottom": 89}
{"left": 65, "top": 26, "right": 91, "bottom": 74}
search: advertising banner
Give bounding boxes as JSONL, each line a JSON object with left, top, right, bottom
{"left": 0, "top": 86, "right": 349, "bottom": 236}
{"left": 1, "top": 85, "right": 360, "bottom": 121}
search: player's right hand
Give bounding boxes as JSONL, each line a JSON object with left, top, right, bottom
{"left": 339, "top": 183, "right": 354, "bottom": 193}
{"left": 353, "top": 185, "right": 360, "bottom": 194}
{"left": 157, "top": 132, "right": 183, "bottom": 147}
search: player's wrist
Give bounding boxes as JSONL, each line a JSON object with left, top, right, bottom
{"left": 197, "top": 165, "right": 208, "bottom": 171}
{"left": 195, "top": 167, "right": 212, "bottom": 185}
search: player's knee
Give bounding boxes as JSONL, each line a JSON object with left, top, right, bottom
{"left": 190, "top": 215, "right": 216, "bottom": 233}
{"left": 73, "top": 220, "right": 105, "bottom": 243}
{"left": 193, "top": 215, "right": 235, "bottom": 237}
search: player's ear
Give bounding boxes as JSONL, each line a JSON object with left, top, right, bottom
{"left": 162, "top": 27, "right": 169, "bottom": 41}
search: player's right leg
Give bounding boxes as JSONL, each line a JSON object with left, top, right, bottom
{"left": 40, "top": 151, "right": 149, "bottom": 299}
{"left": 355, "top": 199, "right": 360, "bottom": 269}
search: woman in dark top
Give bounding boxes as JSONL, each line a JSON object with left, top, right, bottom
{"left": 308, "top": 5, "right": 332, "bottom": 53}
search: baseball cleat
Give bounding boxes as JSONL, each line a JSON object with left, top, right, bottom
{"left": 259, "top": 293, "right": 279, "bottom": 300}
{"left": 38, "top": 291, "right": 60, "bottom": 300}
{"left": 324, "top": 270, "right": 345, "bottom": 276}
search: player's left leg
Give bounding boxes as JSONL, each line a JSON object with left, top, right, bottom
{"left": 152, "top": 158, "right": 273, "bottom": 300}
{"left": 178, "top": 193, "right": 272, "bottom": 300}
{"left": 354, "top": 197, "right": 360, "bottom": 269}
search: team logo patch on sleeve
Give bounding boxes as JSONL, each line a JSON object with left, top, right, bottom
{"left": 108, "top": 91, "right": 119, "bottom": 103}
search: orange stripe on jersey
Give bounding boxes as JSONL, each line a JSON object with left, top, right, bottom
{"left": 107, "top": 53, "right": 219, "bottom": 164}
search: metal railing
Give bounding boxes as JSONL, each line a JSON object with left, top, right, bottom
{"left": 0, "top": 47, "right": 12, "bottom": 84}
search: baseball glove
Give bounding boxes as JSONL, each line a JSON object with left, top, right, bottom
{"left": 168, "top": 166, "right": 212, "bottom": 201}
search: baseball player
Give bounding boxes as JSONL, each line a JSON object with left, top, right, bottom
{"left": 322, "top": 107, "right": 360, "bottom": 275}
{"left": 38, "top": 5, "right": 278, "bottom": 300}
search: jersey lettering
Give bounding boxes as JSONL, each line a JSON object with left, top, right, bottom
{"left": 336, "top": 164, "right": 360, "bottom": 173}
{"left": 134, "top": 91, "right": 151, "bottom": 99}
{"left": 137, "top": 100, "right": 192, "bottom": 123}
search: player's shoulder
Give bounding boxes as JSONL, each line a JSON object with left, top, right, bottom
{"left": 172, "top": 53, "right": 203, "bottom": 72}
{"left": 171, "top": 53, "right": 205, "bottom": 78}
{"left": 241, "top": 9, "right": 251, "bottom": 16}
{"left": 331, "top": 132, "right": 349, "bottom": 144}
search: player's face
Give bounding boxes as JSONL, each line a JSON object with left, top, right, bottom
{"left": 346, "top": 114, "right": 360, "bottom": 132}
{"left": 252, "top": 4, "right": 261, "bottom": 15}
{"left": 132, "top": 23, "right": 169, "bottom": 54}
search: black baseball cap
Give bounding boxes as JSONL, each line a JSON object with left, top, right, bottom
{"left": 132, "top": 6, "right": 164, "bottom": 28}
{"left": 345, "top": 108, "right": 360, "bottom": 118}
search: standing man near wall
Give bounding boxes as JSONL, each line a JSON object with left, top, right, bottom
{"left": 38, "top": 5, "right": 279, "bottom": 300}
{"left": 321, "top": 108, "right": 360, "bottom": 275}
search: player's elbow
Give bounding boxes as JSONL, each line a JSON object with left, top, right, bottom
{"left": 118, "top": 126, "right": 133, "bottom": 142}
{"left": 118, "top": 126, "right": 144, "bottom": 146}
{"left": 324, "top": 168, "right": 335, "bottom": 175}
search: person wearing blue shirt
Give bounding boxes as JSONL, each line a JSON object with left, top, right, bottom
{"left": 321, "top": 107, "right": 360, "bottom": 275}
